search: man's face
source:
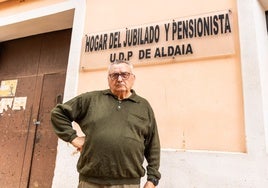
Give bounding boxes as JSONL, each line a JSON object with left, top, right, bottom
{"left": 108, "top": 63, "right": 135, "bottom": 97}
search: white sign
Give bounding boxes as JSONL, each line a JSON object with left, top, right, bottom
{"left": 81, "top": 9, "right": 234, "bottom": 70}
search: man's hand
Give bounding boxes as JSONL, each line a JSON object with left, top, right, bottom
{"left": 71, "top": 136, "right": 85, "bottom": 152}
{"left": 143, "top": 181, "right": 156, "bottom": 188}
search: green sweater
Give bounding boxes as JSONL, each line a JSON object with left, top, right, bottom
{"left": 51, "top": 89, "right": 161, "bottom": 185}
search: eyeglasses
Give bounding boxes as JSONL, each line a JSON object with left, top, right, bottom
{"left": 109, "top": 72, "right": 132, "bottom": 80}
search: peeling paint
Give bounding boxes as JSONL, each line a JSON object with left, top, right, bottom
{"left": 0, "top": 98, "right": 13, "bottom": 113}
{"left": 0, "top": 80, "right": 18, "bottom": 97}
{"left": 12, "top": 97, "right": 27, "bottom": 111}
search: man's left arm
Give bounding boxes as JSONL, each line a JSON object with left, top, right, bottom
{"left": 144, "top": 108, "right": 161, "bottom": 187}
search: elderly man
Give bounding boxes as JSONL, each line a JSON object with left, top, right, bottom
{"left": 51, "top": 60, "right": 161, "bottom": 188}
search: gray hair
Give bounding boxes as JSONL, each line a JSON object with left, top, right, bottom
{"left": 108, "top": 59, "right": 134, "bottom": 72}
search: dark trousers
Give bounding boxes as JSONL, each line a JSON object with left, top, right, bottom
{"left": 78, "top": 181, "right": 140, "bottom": 188}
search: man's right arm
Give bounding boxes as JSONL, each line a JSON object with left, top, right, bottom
{"left": 50, "top": 95, "right": 83, "bottom": 143}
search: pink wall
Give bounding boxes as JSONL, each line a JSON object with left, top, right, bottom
{"left": 78, "top": 0, "right": 245, "bottom": 152}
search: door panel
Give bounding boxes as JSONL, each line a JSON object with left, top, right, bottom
{"left": 0, "top": 76, "right": 38, "bottom": 188}
{"left": 28, "top": 73, "right": 66, "bottom": 188}
{"left": 0, "top": 35, "right": 41, "bottom": 78}
{"left": 38, "top": 30, "right": 71, "bottom": 74}
{"left": 0, "top": 29, "right": 71, "bottom": 187}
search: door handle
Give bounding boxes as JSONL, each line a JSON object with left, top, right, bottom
{"left": 33, "top": 119, "right": 40, "bottom": 126}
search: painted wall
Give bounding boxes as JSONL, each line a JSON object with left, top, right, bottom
{"left": 0, "top": 0, "right": 268, "bottom": 187}
{"left": 79, "top": 0, "right": 244, "bottom": 152}
{"left": 57, "top": 0, "right": 268, "bottom": 187}
{"left": 0, "top": 0, "right": 65, "bottom": 16}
